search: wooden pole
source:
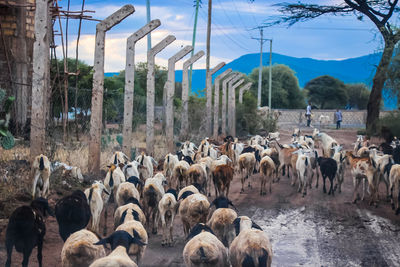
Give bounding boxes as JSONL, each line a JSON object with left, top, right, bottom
{"left": 146, "top": 35, "right": 176, "bottom": 155}
{"left": 122, "top": 19, "right": 160, "bottom": 157}
{"left": 221, "top": 73, "right": 238, "bottom": 136}
{"left": 239, "top": 82, "right": 252, "bottom": 103}
{"left": 30, "top": 0, "right": 50, "bottom": 161}
{"left": 181, "top": 51, "right": 204, "bottom": 139}
{"left": 205, "top": 62, "right": 225, "bottom": 136}
{"left": 213, "top": 68, "right": 231, "bottom": 139}
{"left": 88, "top": 5, "right": 135, "bottom": 175}
{"left": 165, "top": 45, "right": 193, "bottom": 152}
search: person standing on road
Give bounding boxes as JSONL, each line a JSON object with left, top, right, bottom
{"left": 335, "top": 109, "right": 342, "bottom": 129}
{"left": 306, "top": 102, "right": 312, "bottom": 127}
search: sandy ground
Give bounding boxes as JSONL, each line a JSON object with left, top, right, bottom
{"left": 1, "top": 127, "right": 400, "bottom": 267}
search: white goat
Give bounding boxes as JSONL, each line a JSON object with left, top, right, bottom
{"left": 115, "top": 181, "right": 141, "bottom": 207}
{"left": 31, "top": 154, "right": 51, "bottom": 199}
{"left": 136, "top": 153, "right": 158, "bottom": 180}
{"left": 315, "top": 132, "right": 339, "bottom": 157}
{"left": 143, "top": 173, "right": 167, "bottom": 234}
{"left": 61, "top": 229, "right": 106, "bottom": 267}
{"left": 163, "top": 153, "right": 179, "bottom": 178}
{"left": 229, "top": 218, "right": 273, "bottom": 267}
{"left": 183, "top": 224, "right": 229, "bottom": 267}
{"left": 114, "top": 201, "right": 146, "bottom": 229}
{"left": 294, "top": 149, "right": 314, "bottom": 197}
{"left": 238, "top": 153, "right": 256, "bottom": 193}
{"left": 84, "top": 181, "right": 109, "bottom": 233}
{"left": 158, "top": 189, "right": 178, "bottom": 246}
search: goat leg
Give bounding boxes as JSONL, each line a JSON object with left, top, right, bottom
{"left": 5, "top": 238, "right": 12, "bottom": 267}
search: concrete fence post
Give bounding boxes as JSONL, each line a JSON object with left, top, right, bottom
{"left": 227, "top": 74, "right": 243, "bottom": 136}
{"left": 88, "top": 5, "right": 135, "bottom": 175}
{"left": 180, "top": 51, "right": 204, "bottom": 139}
{"left": 146, "top": 35, "right": 176, "bottom": 156}
{"left": 228, "top": 79, "right": 244, "bottom": 136}
{"left": 238, "top": 82, "right": 252, "bottom": 104}
{"left": 205, "top": 62, "right": 225, "bottom": 136}
{"left": 213, "top": 68, "right": 232, "bottom": 139}
{"left": 122, "top": 19, "right": 160, "bottom": 157}
{"left": 221, "top": 73, "right": 239, "bottom": 136}
{"left": 165, "top": 45, "right": 193, "bottom": 152}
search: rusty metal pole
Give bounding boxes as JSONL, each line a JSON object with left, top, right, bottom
{"left": 88, "top": 5, "right": 135, "bottom": 175}
{"left": 181, "top": 51, "right": 204, "bottom": 139}
{"left": 165, "top": 45, "right": 193, "bottom": 152}
{"left": 30, "top": 0, "right": 50, "bottom": 161}
{"left": 221, "top": 73, "right": 238, "bottom": 136}
{"left": 122, "top": 19, "right": 160, "bottom": 157}
{"left": 213, "top": 68, "right": 231, "bottom": 139}
{"left": 239, "top": 82, "right": 253, "bottom": 103}
{"left": 146, "top": 35, "right": 176, "bottom": 155}
{"left": 205, "top": 62, "right": 225, "bottom": 136}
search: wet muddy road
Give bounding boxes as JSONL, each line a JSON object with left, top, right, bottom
{"left": 1, "top": 129, "right": 400, "bottom": 266}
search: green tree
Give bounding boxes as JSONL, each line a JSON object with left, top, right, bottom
{"left": 248, "top": 64, "right": 305, "bottom": 109}
{"left": 346, "top": 83, "right": 370, "bottom": 110}
{"left": 305, "top": 75, "right": 348, "bottom": 109}
{"left": 387, "top": 45, "right": 400, "bottom": 107}
{"left": 262, "top": 0, "right": 400, "bottom": 133}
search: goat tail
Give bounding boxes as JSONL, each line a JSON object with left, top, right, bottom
{"left": 39, "top": 156, "right": 44, "bottom": 171}
{"left": 242, "top": 248, "right": 269, "bottom": 267}
{"left": 144, "top": 184, "right": 158, "bottom": 208}
{"left": 190, "top": 246, "right": 217, "bottom": 265}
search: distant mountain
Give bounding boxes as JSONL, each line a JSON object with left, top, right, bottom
{"left": 106, "top": 52, "right": 397, "bottom": 109}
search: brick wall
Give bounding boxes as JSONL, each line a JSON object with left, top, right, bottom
{"left": 0, "top": 0, "right": 35, "bottom": 129}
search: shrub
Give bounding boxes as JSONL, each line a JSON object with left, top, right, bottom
{"left": 378, "top": 112, "right": 400, "bottom": 138}
{"left": 236, "top": 91, "right": 277, "bottom": 136}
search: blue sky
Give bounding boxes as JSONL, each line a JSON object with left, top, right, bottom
{"left": 56, "top": 0, "right": 390, "bottom": 72}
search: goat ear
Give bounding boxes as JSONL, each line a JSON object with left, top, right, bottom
{"left": 209, "top": 199, "right": 215, "bottom": 209}
{"left": 131, "top": 236, "right": 147, "bottom": 246}
{"left": 94, "top": 237, "right": 110, "bottom": 248}
{"left": 251, "top": 221, "right": 263, "bottom": 231}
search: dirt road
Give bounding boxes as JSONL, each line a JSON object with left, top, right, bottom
{"left": 1, "top": 128, "right": 400, "bottom": 267}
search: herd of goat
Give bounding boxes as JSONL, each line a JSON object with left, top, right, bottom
{"left": 4, "top": 127, "right": 400, "bottom": 267}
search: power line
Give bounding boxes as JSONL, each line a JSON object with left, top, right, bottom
{"left": 199, "top": 8, "right": 250, "bottom": 52}
{"left": 215, "top": 0, "right": 250, "bottom": 40}
{"left": 231, "top": 0, "right": 251, "bottom": 34}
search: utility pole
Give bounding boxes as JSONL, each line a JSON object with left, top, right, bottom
{"left": 268, "top": 39, "right": 272, "bottom": 110}
{"left": 189, "top": 0, "right": 200, "bottom": 91}
{"left": 257, "top": 28, "right": 263, "bottom": 108}
{"left": 206, "top": 0, "right": 212, "bottom": 76}
{"left": 146, "top": 0, "right": 151, "bottom": 51}
{"left": 252, "top": 26, "right": 272, "bottom": 109}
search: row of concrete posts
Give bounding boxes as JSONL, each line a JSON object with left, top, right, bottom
{"left": 29, "top": 3, "right": 252, "bottom": 175}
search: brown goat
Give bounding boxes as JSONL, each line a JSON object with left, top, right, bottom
{"left": 212, "top": 165, "right": 234, "bottom": 198}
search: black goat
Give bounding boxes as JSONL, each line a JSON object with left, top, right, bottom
{"left": 5, "top": 198, "right": 53, "bottom": 267}
{"left": 55, "top": 190, "right": 91, "bottom": 241}
{"left": 393, "top": 144, "right": 400, "bottom": 164}
{"left": 317, "top": 157, "right": 338, "bottom": 195}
